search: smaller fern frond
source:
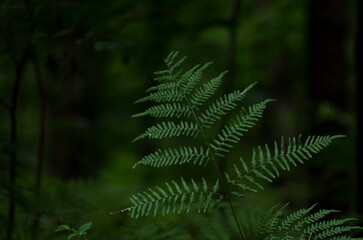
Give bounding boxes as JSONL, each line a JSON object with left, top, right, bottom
{"left": 199, "top": 82, "right": 256, "bottom": 128}
{"left": 153, "top": 51, "right": 186, "bottom": 82}
{"left": 257, "top": 203, "right": 285, "bottom": 237}
{"left": 226, "top": 135, "right": 345, "bottom": 195}
{"left": 190, "top": 71, "right": 227, "bottom": 109}
{"left": 133, "top": 121, "right": 200, "bottom": 142}
{"left": 278, "top": 204, "right": 318, "bottom": 231}
{"left": 134, "top": 89, "right": 184, "bottom": 103}
{"left": 293, "top": 209, "right": 342, "bottom": 231}
{"left": 136, "top": 52, "right": 210, "bottom": 104}
{"left": 265, "top": 203, "right": 289, "bottom": 235}
{"left": 132, "top": 103, "right": 192, "bottom": 119}
{"left": 180, "top": 62, "right": 212, "bottom": 95}
{"left": 128, "top": 178, "right": 221, "bottom": 218}
{"left": 210, "top": 99, "right": 274, "bottom": 158}
{"left": 133, "top": 146, "right": 211, "bottom": 168}
{"left": 257, "top": 204, "right": 361, "bottom": 240}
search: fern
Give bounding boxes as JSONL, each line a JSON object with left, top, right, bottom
{"left": 133, "top": 121, "right": 200, "bottom": 142}
{"left": 128, "top": 178, "right": 221, "bottom": 218}
{"left": 210, "top": 99, "right": 274, "bottom": 157}
{"left": 226, "top": 135, "right": 345, "bottom": 196}
{"left": 115, "top": 51, "right": 360, "bottom": 240}
{"left": 257, "top": 204, "right": 362, "bottom": 240}
{"left": 132, "top": 103, "right": 191, "bottom": 118}
{"left": 133, "top": 146, "right": 210, "bottom": 168}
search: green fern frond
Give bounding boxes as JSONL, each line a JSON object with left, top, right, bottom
{"left": 146, "top": 81, "right": 179, "bottom": 93}
{"left": 257, "top": 204, "right": 284, "bottom": 237}
{"left": 132, "top": 103, "right": 192, "bottom": 118}
{"left": 258, "top": 204, "right": 361, "bottom": 240}
{"left": 153, "top": 51, "right": 186, "bottom": 82}
{"left": 328, "top": 236, "right": 352, "bottom": 240}
{"left": 137, "top": 53, "right": 211, "bottom": 104}
{"left": 120, "top": 52, "right": 359, "bottom": 240}
{"left": 199, "top": 82, "right": 256, "bottom": 129}
{"left": 210, "top": 99, "right": 274, "bottom": 157}
{"left": 133, "top": 121, "right": 200, "bottom": 142}
{"left": 135, "top": 89, "right": 184, "bottom": 103}
{"left": 190, "top": 71, "right": 227, "bottom": 109}
{"left": 278, "top": 204, "right": 317, "bottom": 231}
{"left": 226, "top": 135, "right": 345, "bottom": 194}
{"left": 180, "top": 62, "right": 212, "bottom": 95}
{"left": 133, "top": 146, "right": 211, "bottom": 168}
{"left": 293, "top": 209, "right": 341, "bottom": 231}
{"left": 129, "top": 178, "right": 221, "bottom": 218}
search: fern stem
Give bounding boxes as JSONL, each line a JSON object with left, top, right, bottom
{"left": 178, "top": 87, "right": 246, "bottom": 240}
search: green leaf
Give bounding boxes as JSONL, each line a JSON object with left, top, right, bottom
{"left": 79, "top": 222, "right": 92, "bottom": 235}
{"left": 68, "top": 232, "right": 79, "bottom": 240}
{"left": 53, "top": 224, "right": 71, "bottom": 232}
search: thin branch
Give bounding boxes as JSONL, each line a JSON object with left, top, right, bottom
{"left": 6, "top": 42, "right": 32, "bottom": 240}
{"left": 308, "top": 226, "right": 315, "bottom": 240}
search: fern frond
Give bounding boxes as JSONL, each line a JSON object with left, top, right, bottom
{"left": 278, "top": 204, "right": 318, "bottom": 231}
{"left": 180, "top": 62, "right": 212, "bottom": 95}
{"left": 137, "top": 52, "right": 210, "bottom": 104}
{"left": 258, "top": 204, "right": 361, "bottom": 240}
{"left": 128, "top": 178, "right": 221, "bottom": 218}
{"left": 293, "top": 209, "right": 341, "bottom": 231}
{"left": 190, "top": 71, "right": 227, "bottom": 109}
{"left": 133, "top": 146, "right": 211, "bottom": 168}
{"left": 133, "top": 121, "right": 200, "bottom": 142}
{"left": 135, "top": 89, "right": 184, "bottom": 103}
{"left": 258, "top": 204, "right": 282, "bottom": 236}
{"left": 132, "top": 103, "right": 192, "bottom": 118}
{"left": 147, "top": 65, "right": 200, "bottom": 93}
{"left": 199, "top": 82, "right": 256, "bottom": 128}
{"left": 210, "top": 99, "right": 274, "bottom": 157}
{"left": 226, "top": 135, "right": 345, "bottom": 194}
{"left": 153, "top": 51, "right": 186, "bottom": 82}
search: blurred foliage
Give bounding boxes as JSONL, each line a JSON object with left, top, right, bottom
{"left": 0, "top": 0, "right": 359, "bottom": 239}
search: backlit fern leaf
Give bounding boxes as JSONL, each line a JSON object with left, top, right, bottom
{"left": 257, "top": 204, "right": 362, "bottom": 240}
{"left": 210, "top": 99, "right": 274, "bottom": 157}
{"left": 117, "top": 51, "right": 360, "bottom": 240}
{"left": 278, "top": 204, "right": 317, "bottom": 231}
{"left": 180, "top": 62, "right": 212, "bottom": 95}
{"left": 199, "top": 83, "right": 256, "bottom": 129}
{"left": 153, "top": 51, "right": 186, "bottom": 82}
{"left": 129, "top": 178, "right": 221, "bottom": 218}
{"left": 226, "top": 135, "right": 345, "bottom": 195}
{"left": 133, "top": 146, "right": 211, "bottom": 168}
{"left": 190, "top": 71, "right": 227, "bottom": 109}
{"left": 136, "top": 52, "right": 211, "bottom": 104}
{"left": 135, "top": 88, "right": 184, "bottom": 103}
{"left": 133, "top": 121, "right": 200, "bottom": 142}
{"left": 132, "top": 103, "right": 192, "bottom": 118}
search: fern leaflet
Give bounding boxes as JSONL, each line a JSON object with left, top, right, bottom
{"left": 128, "top": 178, "right": 221, "bottom": 218}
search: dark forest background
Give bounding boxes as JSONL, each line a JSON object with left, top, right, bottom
{"left": 0, "top": 0, "right": 362, "bottom": 239}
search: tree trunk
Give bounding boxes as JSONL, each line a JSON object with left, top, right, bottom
{"left": 307, "top": 0, "right": 354, "bottom": 210}
{"left": 355, "top": 0, "right": 363, "bottom": 221}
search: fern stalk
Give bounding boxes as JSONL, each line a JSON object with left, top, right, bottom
{"left": 178, "top": 84, "right": 247, "bottom": 240}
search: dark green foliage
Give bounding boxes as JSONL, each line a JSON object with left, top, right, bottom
{"left": 54, "top": 222, "right": 92, "bottom": 240}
